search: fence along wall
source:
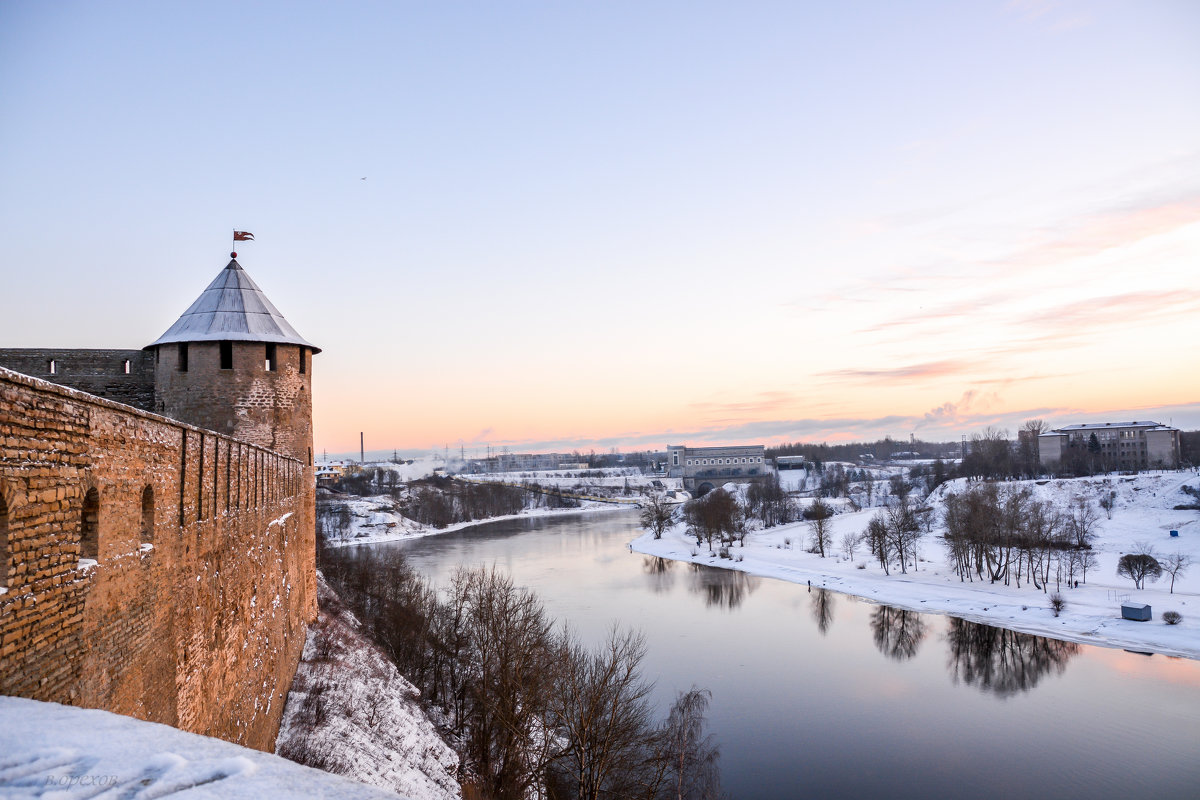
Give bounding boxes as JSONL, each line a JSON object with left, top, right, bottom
{"left": 0, "top": 366, "right": 316, "bottom": 751}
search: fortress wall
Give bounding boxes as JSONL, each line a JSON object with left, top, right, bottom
{"left": 0, "top": 349, "right": 157, "bottom": 412}
{"left": 0, "top": 366, "right": 316, "bottom": 751}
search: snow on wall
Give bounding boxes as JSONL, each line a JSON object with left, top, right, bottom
{"left": 0, "top": 695, "right": 403, "bottom": 799}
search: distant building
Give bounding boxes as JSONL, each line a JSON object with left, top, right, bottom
{"left": 315, "top": 460, "right": 350, "bottom": 486}
{"left": 666, "top": 444, "right": 770, "bottom": 494}
{"left": 776, "top": 455, "right": 808, "bottom": 470}
{"left": 1038, "top": 421, "right": 1181, "bottom": 470}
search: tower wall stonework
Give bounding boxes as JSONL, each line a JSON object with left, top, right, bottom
{"left": 0, "top": 367, "right": 317, "bottom": 752}
{"left": 153, "top": 342, "right": 314, "bottom": 468}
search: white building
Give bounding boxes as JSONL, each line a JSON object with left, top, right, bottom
{"left": 666, "top": 444, "right": 771, "bottom": 493}
{"left": 1038, "top": 421, "right": 1181, "bottom": 470}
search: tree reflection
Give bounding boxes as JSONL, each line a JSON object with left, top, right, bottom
{"left": 946, "top": 617, "right": 1079, "bottom": 697}
{"left": 870, "top": 606, "right": 927, "bottom": 661}
{"left": 641, "top": 556, "right": 676, "bottom": 594}
{"left": 687, "top": 564, "right": 759, "bottom": 609}
{"left": 810, "top": 587, "right": 835, "bottom": 635}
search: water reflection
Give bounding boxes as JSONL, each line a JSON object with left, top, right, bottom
{"left": 870, "top": 606, "right": 927, "bottom": 661}
{"left": 809, "top": 587, "right": 835, "bottom": 635}
{"left": 642, "top": 556, "right": 676, "bottom": 594}
{"left": 687, "top": 564, "right": 760, "bottom": 609}
{"left": 946, "top": 617, "right": 1079, "bottom": 697}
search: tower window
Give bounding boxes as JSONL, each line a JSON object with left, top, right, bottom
{"left": 0, "top": 493, "right": 9, "bottom": 589}
{"left": 265, "top": 343, "right": 277, "bottom": 372}
{"left": 123, "top": 359, "right": 131, "bottom": 374}
{"left": 48, "top": 360, "right": 57, "bottom": 375}
{"left": 220, "top": 341, "right": 233, "bottom": 370}
{"left": 141, "top": 485, "right": 155, "bottom": 544}
{"left": 178, "top": 343, "right": 189, "bottom": 372}
{"left": 81, "top": 487, "right": 100, "bottom": 562}
{"left": 299, "top": 347, "right": 306, "bottom": 374}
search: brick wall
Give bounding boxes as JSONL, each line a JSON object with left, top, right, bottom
{"left": 153, "top": 342, "right": 313, "bottom": 467}
{"left": 0, "top": 349, "right": 157, "bottom": 412}
{"left": 0, "top": 366, "right": 316, "bottom": 752}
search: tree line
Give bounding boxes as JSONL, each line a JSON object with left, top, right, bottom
{"left": 317, "top": 544, "right": 722, "bottom": 800}
{"left": 940, "top": 483, "right": 1100, "bottom": 591}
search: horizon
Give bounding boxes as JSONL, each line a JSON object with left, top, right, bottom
{"left": 2, "top": 1, "right": 1197, "bottom": 454}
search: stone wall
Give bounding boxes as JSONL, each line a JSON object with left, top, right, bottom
{"left": 0, "top": 349, "right": 157, "bottom": 412}
{"left": 153, "top": 342, "right": 313, "bottom": 467}
{"left": 0, "top": 366, "right": 317, "bottom": 752}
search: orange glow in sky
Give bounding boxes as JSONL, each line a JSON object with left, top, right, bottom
{"left": 2, "top": 2, "right": 1197, "bottom": 456}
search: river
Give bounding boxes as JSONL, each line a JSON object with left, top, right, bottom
{"left": 326, "top": 509, "right": 1200, "bottom": 799}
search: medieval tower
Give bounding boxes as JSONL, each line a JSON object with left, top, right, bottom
{"left": 0, "top": 251, "right": 320, "bottom": 751}
{"left": 148, "top": 257, "right": 320, "bottom": 468}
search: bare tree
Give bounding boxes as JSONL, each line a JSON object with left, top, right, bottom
{"left": 865, "top": 513, "right": 892, "bottom": 575}
{"left": 884, "top": 496, "right": 923, "bottom": 574}
{"left": 1159, "top": 552, "right": 1193, "bottom": 594}
{"left": 684, "top": 489, "right": 743, "bottom": 553}
{"left": 657, "top": 688, "right": 721, "bottom": 800}
{"left": 641, "top": 495, "right": 677, "bottom": 540}
{"left": 1066, "top": 496, "right": 1100, "bottom": 549}
{"left": 840, "top": 530, "right": 863, "bottom": 562}
{"left": 1098, "top": 490, "right": 1117, "bottom": 520}
{"left": 457, "top": 566, "right": 558, "bottom": 799}
{"left": 806, "top": 498, "right": 834, "bottom": 558}
{"left": 551, "top": 626, "right": 658, "bottom": 800}
{"left": 1018, "top": 419, "right": 1048, "bottom": 477}
{"left": 1116, "top": 544, "right": 1162, "bottom": 590}
{"left": 1078, "top": 550, "right": 1099, "bottom": 584}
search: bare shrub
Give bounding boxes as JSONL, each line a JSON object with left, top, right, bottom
{"left": 1163, "top": 610, "right": 1182, "bottom": 625}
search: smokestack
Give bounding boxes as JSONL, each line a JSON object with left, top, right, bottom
{"left": 361, "top": 432, "right": 365, "bottom": 464}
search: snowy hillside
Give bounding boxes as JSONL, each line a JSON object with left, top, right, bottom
{"left": 633, "top": 471, "right": 1200, "bottom": 658}
{"left": 276, "top": 575, "right": 460, "bottom": 800}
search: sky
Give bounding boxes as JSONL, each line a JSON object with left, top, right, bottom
{"left": 1, "top": 1, "right": 1198, "bottom": 458}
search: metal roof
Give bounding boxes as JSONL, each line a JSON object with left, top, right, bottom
{"left": 1039, "top": 421, "right": 1175, "bottom": 436}
{"left": 1055, "top": 421, "right": 1171, "bottom": 431}
{"left": 147, "top": 260, "right": 320, "bottom": 353}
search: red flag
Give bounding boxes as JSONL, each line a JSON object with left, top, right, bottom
{"left": 233, "top": 231, "right": 255, "bottom": 241}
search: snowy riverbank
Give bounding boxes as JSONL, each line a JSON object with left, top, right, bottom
{"left": 633, "top": 472, "right": 1200, "bottom": 659}
{"left": 320, "top": 493, "right": 626, "bottom": 549}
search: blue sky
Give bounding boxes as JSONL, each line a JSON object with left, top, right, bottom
{"left": 2, "top": 1, "right": 1198, "bottom": 456}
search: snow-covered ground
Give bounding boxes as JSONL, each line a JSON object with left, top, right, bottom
{"left": 0, "top": 696, "right": 404, "bottom": 799}
{"left": 319, "top": 494, "right": 625, "bottom": 549}
{"left": 633, "top": 471, "right": 1200, "bottom": 659}
{"left": 467, "top": 468, "right": 676, "bottom": 491}
{"left": 275, "top": 575, "right": 460, "bottom": 800}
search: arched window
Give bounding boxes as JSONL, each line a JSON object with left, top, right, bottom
{"left": 0, "top": 494, "right": 9, "bottom": 588}
{"left": 141, "top": 485, "right": 155, "bottom": 544}
{"left": 81, "top": 488, "right": 99, "bottom": 561}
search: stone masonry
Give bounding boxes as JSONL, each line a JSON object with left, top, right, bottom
{"left": 0, "top": 366, "right": 316, "bottom": 752}
{"left": 0, "top": 349, "right": 156, "bottom": 411}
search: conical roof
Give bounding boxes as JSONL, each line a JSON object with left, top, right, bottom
{"left": 147, "top": 259, "right": 321, "bottom": 353}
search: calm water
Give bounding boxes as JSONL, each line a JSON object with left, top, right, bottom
{"left": 332, "top": 510, "right": 1200, "bottom": 799}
